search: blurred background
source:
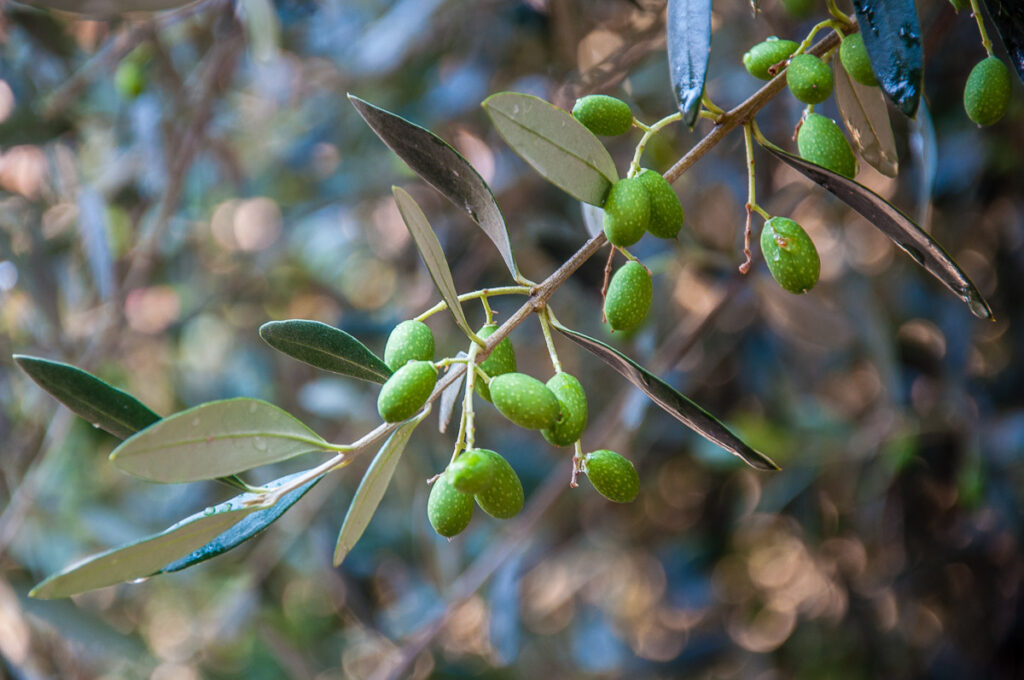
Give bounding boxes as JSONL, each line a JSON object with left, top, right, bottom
{"left": 0, "top": 0, "right": 1022, "bottom": 678}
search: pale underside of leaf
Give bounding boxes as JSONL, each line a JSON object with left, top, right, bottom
{"left": 110, "top": 398, "right": 329, "bottom": 483}
{"left": 333, "top": 409, "right": 429, "bottom": 566}
{"left": 581, "top": 201, "right": 604, "bottom": 238}
{"left": 482, "top": 92, "right": 617, "bottom": 206}
{"left": 833, "top": 51, "right": 899, "bottom": 177}
{"left": 21, "top": 0, "right": 199, "bottom": 15}
{"left": 392, "top": 186, "right": 475, "bottom": 340}
{"left": 438, "top": 355, "right": 467, "bottom": 433}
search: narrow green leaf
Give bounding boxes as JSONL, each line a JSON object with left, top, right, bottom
{"left": 552, "top": 323, "right": 780, "bottom": 471}
{"left": 851, "top": 1, "right": 923, "bottom": 116}
{"left": 482, "top": 92, "right": 617, "bottom": 206}
{"left": 259, "top": 319, "right": 392, "bottom": 384}
{"left": 667, "top": 0, "right": 712, "bottom": 127}
{"left": 832, "top": 51, "right": 899, "bottom": 177}
{"left": 983, "top": 0, "right": 1024, "bottom": 84}
{"left": 30, "top": 496, "right": 266, "bottom": 599}
{"left": 333, "top": 409, "right": 429, "bottom": 566}
{"left": 758, "top": 138, "right": 994, "bottom": 319}
{"left": 348, "top": 95, "right": 519, "bottom": 279}
{"left": 22, "top": 0, "right": 198, "bottom": 15}
{"left": 14, "top": 355, "right": 160, "bottom": 440}
{"left": 161, "top": 470, "right": 324, "bottom": 573}
{"left": 110, "top": 398, "right": 329, "bottom": 483}
{"left": 391, "top": 186, "right": 475, "bottom": 340}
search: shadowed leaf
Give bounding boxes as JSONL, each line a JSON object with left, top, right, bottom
{"left": 851, "top": 1, "right": 923, "bottom": 116}
{"left": 22, "top": 0, "right": 197, "bottom": 16}
{"left": 667, "top": 0, "right": 712, "bottom": 127}
{"left": 552, "top": 324, "right": 780, "bottom": 471}
{"left": 259, "top": 320, "right": 392, "bottom": 384}
{"left": 349, "top": 94, "right": 518, "bottom": 278}
{"left": 833, "top": 51, "right": 899, "bottom": 177}
{"left": 983, "top": 0, "right": 1024, "bottom": 84}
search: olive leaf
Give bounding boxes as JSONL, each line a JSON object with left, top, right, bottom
{"left": 759, "top": 139, "right": 994, "bottom": 319}
{"left": 161, "top": 470, "right": 325, "bottom": 573}
{"left": 482, "top": 92, "right": 617, "bottom": 206}
{"left": 30, "top": 495, "right": 268, "bottom": 599}
{"left": 438, "top": 355, "right": 467, "bottom": 433}
{"left": 348, "top": 95, "right": 519, "bottom": 279}
{"left": 259, "top": 319, "right": 392, "bottom": 384}
{"left": 851, "top": 1, "right": 923, "bottom": 116}
{"left": 983, "top": 0, "right": 1024, "bottom": 84}
{"left": 333, "top": 409, "right": 429, "bottom": 566}
{"left": 20, "top": 0, "right": 196, "bottom": 15}
{"left": 552, "top": 323, "right": 780, "bottom": 471}
{"left": 392, "top": 186, "right": 476, "bottom": 341}
{"left": 667, "top": 0, "right": 712, "bottom": 127}
{"left": 110, "top": 398, "right": 330, "bottom": 484}
{"left": 581, "top": 201, "right": 604, "bottom": 238}
{"left": 832, "top": 51, "right": 899, "bottom": 177}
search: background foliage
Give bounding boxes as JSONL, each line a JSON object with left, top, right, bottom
{"left": 0, "top": 0, "right": 1022, "bottom": 678}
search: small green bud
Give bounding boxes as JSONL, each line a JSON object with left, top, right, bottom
{"left": 115, "top": 61, "right": 145, "bottom": 99}
{"left": 448, "top": 448, "right": 497, "bottom": 495}
{"left": 603, "top": 261, "right": 652, "bottom": 332}
{"left": 541, "top": 373, "right": 588, "bottom": 447}
{"left": 377, "top": 360, "right": 437, "bottom": 423}
{"left": 571, "top": 94, "right": 634, "bottom": 136}
{"left": 743, "top": 37, "right": 800, "bottom": 80}
{"left": 383, "top": 320, "right": 434, "bottom": 372}
{"left": 602, "top": 177, "right": 650, "bottom": 248}
{"left": 473, "top": 449, "right": 524, "bottom": 519}
{"left": 489, "top": 372, "right": 562, "bottom": 430}
{"left": 839, "top": 33, "right": 878, "bottom": 87}
{"left": 428, "top": 471, "right": 474, "bottom": 537}
{"left": 797, "top": 113, "right": 858, "bottom": 179}
{"left": 786, "top": 54, "right": 834, "bottom": 104}
{"left": 635, "top": 169, "right": 684, "bottom": 239}
{"left": 475, "top": 323, "right": 516, "bottom": 402}
{"left": 761, "top": 216, "right": 820, "bottom": 294}
{"left": 583, "top": 449, "right": 639, "bottom": 503}
{"left": 964, "top": 56, "right": 1011, "bottom": 127}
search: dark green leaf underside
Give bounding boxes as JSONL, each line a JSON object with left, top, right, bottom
{"left": 348, "top": 94, "right": 518, "bottom": 278}
{"left": 667, "top": 0, "right": 712, "bottom": 127}
{"left": 553, "top": 324, "right": 779, "bottom": 471}
{"left": 983, "top": 0, "right": 1024, "bottom": 84}
{"left": 760, "top": 140, "right": 993, "bottom": 319}
{"left": 259, "top": 319, "right": 392, "bottom": 384}
{"left": 14, "top": 355, "right": 160, "bottom": 439}
{"left": 851, "top": 0, "right": 923, "bottom": 116}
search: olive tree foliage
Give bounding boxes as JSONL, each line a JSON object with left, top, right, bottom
{"left": 1, "top": 0, "right": 1022, "bottom": 677}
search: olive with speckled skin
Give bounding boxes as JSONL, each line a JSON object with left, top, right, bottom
{"left": 475, "top": 323, "right": 516, "bottom": 402}
{"left": 743, "top": 37, "right": 800, "bottom": 80}
{"left": 489, "top": 373, "right": 562, "bottom": 430}
{"left": 787, "top": 54, "right": 833, "bottom": 104}
{"left": 604, "top": 261, "right": 652, "bottom": 332}
{"left": 541, "top": 373, "right": 588, "bottom": 447}
{"left": 839, "top": 33, "right": 878, "bottom": 87}
{"left": 584, "top": 449, "right": 639, "bottom": 503}
{"left": 572, "top": 94, "right": 634, "bottom": 136}
{"left": 427, "top": 471, "right": 474, "bottom": 537}
{"left": 383, "top": 320, "right": 434, "bottom": 372}
{"left": 602, "top": 177, "right": 650, "bottom": 247}
{"left": 635, "top": 169, "right": 684, "bottom": 239}
{"left": 448, "top": 448, "right": 497, "bottom": 495}
{"left": 377, "top": 360, "right": 436, "bottom": 423}
{"left": 761, "top": 217, "right": 820, "bottom": 294}
{"left": 797, "top": 113, "right": 858, "bottom": 179}
{"left": 964, "top": 56, "right": 1011, "bottom": 127}
{"left": 472, "top": 449, "right": 524, "bottom": 519}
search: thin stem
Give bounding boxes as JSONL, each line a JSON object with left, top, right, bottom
{"left": 415, "top": 286, "right": 531, "bottom": 322}
{"left": 461, "top": 342, "right": 479, "bottom": 452}
{"left": 617, "top": 247, "right": 641, "bottom": 264}
{"left": 480, "top": 293, "right": 495, "bottom": 325}
{"left": 826, "top": 0, "right": 853, "bottom": 27}
{"left": 628, "top": 111, "right": 683, "bottom": 177}
{"left": 537, "top": 308, "right": 563, "bottom": 374}
{"left": 570, "top": 441, "right": 584, "bottom": 488}
{"left": 794, "top": 19, "right": 845, "bottom": 56}
{"left": 600, "top": 246, "right": 615, "bottom": 323}
{"left": 434, "top": 357, "right": 469, "bottom": 369}
{"left": 968, "top": 0, "right": 994, "bottom": 55}
{"left": 702, "top": 93, "right": 725, "bottom": 115}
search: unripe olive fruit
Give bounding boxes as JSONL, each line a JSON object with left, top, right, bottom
{"left": 377, "top": 360, "right": 437, "bottom": 422}
{"left": 489, "top": 372, "right": 562, "bottom": 430}
{"left": 635, "top": 169, "right": 684, "bottom": 239}
{"left": 963, "top": 56, "right": 1012, "bottom": 127}
{"left": 761, "top": 216, "right": 820, "bottom": 294}
{"left": 473, "top": 449, "right": 524, "bottom": 519}
{"left": 781, "top": 0, "right": 814, "bottom": 18}
{"left": 603, "top": 261, "right": 653, "bottom": 332}
{"left": 384, "top": 320, "right": 434, "bottom": 372}
{"left": 448, "top": 448, "right": 497, "bottom": 495}
{"left": 743, "top": 37, "right": 800, "bottom": 80}
{"left": 786, "top": 54, "right": 834, "bottom": 104}
{"left": 427, "top": 472, "right": 474, "bottom": 537}
{"left": 541, "top": 373, "right": 588, "bottom": 447}
{"left": 839, "top": 33, "right": 878, "bottom": 87}
{"left": 797, "top": 113, "right": 858, "bottom": 179}
{"left": 115, "top": 61, "right": 145, "bottom": 99}
{"left": 475, "top": 323, "right": 517, "bottom": 402}
{"left": 571, "top": 94, "right": 634, "bottom": 136}
{"left": 583, "top": 449, "right": 639, "bottom": 503}
{"left": 602, "top": 177, "right": 650, "bottom": 248}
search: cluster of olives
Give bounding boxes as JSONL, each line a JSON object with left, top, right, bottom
{"left": 375, "top": 318, "right": 640, "bottom": 538}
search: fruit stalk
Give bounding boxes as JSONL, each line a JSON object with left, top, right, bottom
{"left": 967, "top": 0, "right": 994, "bottom": 56}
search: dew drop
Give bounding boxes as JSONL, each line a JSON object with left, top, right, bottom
{"left": 204, "top": 506, "right": 215, "bottom": 516}
{"left": 92, "top": 423, "right": 102, "bottom": 429}
{"left": 130, "top": 577, "right": 149, "bottom": 585}
{"left": 965, "top": 295, "right": 992, "bottom": 320}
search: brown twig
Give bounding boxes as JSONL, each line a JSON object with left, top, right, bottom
{"left": 600, "top": 245, "right": 615, "bottom": 323}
